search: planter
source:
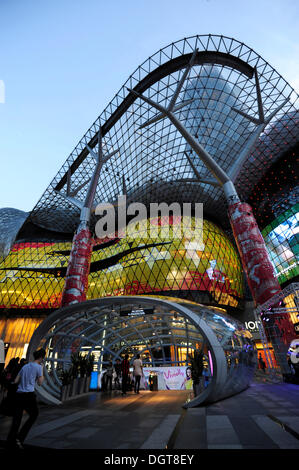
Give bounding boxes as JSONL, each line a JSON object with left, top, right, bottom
{"left": 69, "top": 378, "right": 79, "bottom": 397}
{"left": 78, "top": 377, "right": 87, "bottom": 395}
{"left": 84, "top": 376, "right": 91, "bottom": 393}
{"left": 60, "top": 384, "right": 70, "bottom": 401}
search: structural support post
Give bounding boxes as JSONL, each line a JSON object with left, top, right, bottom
{"left": 228, "top": 202, "right": 281, "bottom": 305}
{"left": 127, "top": 57, "right": 290, "bottom": 311}
{"left": 127, "top": 96, "right": 280, "bottom": 308}
{"left": 60, "top": 128, "right": 118, "bottom": 307}
{"left": 127, "top": 54, "right": 295, "bottom": 377}
{"left": 60, "top": 221, "right": 93, "bottom": 306}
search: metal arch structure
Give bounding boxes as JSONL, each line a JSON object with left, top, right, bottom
{"left": 26, "top": 296, "right": 256, "bottom": 407}
{"left": 48, "top": 35, "right": 299, "bottom": 310}
{"left": 1, "top": 34, "right": 297, "bottom": 375}
{"left": 24, "top": 34, "right": 298, "bottom": 236}
{"left": 7, "top": 34, "right": 294, "bottom": 368}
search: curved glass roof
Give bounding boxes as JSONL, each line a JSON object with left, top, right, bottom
{"left": 28, "top": 295, "right": 255, "bottom": 406}
{"left": 22, "top": 34, "right": 298, "bottom": 234}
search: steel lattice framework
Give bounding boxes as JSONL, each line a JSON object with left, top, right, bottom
{"left": 27, "top": 296, "right": 256, "bottom": 406}
{"left": 1, "top": 35, "right": 298, "bottom": 400}
{"left": 0, "top": 34, "right": 298, "bottom": 314}
{"left": 24, "top": 34, "right": 298, "bottom": 235}
{"left": 0, "top": 217, "right": 244, "bottom": 309}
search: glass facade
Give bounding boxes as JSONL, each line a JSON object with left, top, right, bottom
{"left": 22, "top": 35, "right": 297, "bottom": 237}
{"left": 0, "top": 34, "right": 298, "bottom": 399}
{"left": 262, "top": 205, "right": 299, "bottom": 284}
{"left": 0, "top": 218, "right": 244, "bottom": 309}
{"left": 248, "top": 144, "right": 298, "bottom": 285}
{"left": 183, "top": 68, "right": 254, "bottom": 176}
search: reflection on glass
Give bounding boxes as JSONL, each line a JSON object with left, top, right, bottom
{"left": 262, "top": 206, "right": 299, "bottom": 284}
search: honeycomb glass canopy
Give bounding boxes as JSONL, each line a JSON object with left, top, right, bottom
{"left": 0, "top": 34, "right": 298, "bottom": 313}
{"left": 22, "top": 34, "right": 298, "bottom": 235}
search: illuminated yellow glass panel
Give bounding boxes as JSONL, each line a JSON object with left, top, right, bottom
{"left": 0, "top": 218, "right": 244, "bottom": 309}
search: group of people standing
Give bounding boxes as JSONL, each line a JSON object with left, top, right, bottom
{"left": 103, "top": 354, "right": 143, "bottom": 396}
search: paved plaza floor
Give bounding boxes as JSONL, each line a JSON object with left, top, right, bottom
{"left": 0, "top": 377, "right": 299, "bottom": 453}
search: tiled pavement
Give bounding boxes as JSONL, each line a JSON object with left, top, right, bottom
{"left": 0, "top": 380, "right": 299, "bottom": 451}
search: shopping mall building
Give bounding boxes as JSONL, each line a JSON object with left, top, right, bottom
{"left": 0, "top": 35, "right": 298, "bottom": 406}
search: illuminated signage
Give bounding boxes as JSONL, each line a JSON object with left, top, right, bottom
{"left": 262, "top": 205, "right": 299, "bottom": 285}
{"left": 245, "top": 321, "right": 261, "bottom": 332}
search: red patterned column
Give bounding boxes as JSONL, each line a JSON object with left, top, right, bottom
{"left": 228, "top": 202, "right": 281, "bottom": 306}
{"left": 61, "top": 226, "right": 93, "bottom": 307}
{"left": 228, "top": 202, "right": 295, "bottom": 373}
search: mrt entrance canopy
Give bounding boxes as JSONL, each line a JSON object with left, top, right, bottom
{"left": 28, "top": 296, "right": 256, "bottom": 408}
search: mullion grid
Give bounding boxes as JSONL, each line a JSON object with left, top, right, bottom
{"left": 27, "top": 35, "right": 297, "bottom": 234}
{"left": 45, "top": 306, "right": 203, "bottom": 374}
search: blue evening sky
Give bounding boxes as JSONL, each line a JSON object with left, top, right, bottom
{"left": 0, "top": 0, "right": 298, "bottom": 212}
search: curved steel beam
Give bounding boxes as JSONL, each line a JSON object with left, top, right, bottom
{"left": 55, "top": 51, "right": 254, "bottom": 192}
{"left": 27, "top": 296, "right": 255, "bottom": 407}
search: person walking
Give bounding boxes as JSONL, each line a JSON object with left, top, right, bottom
{"left": 6, "top": 348, "right": 46, "bottom": 449}
{"left": 105, "top": 361, "right": 114, "bottom": 391}
{"left": 121, "top": 354, "right": 130, "bottom": 396}
{"left": 202, "top": 366, "right": 210, "bottom": 388}
{"left": 258, "top": 354, "right": 266, "bottom": 373}
{"left": 114, "top": 359, "right": 122, "bottom": 390}
{"left": 133, "top": 354, "right": 143, "bottom": 394}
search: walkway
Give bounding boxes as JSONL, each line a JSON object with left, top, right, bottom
{"left": 0, "top": 379, "right": 299, "bottom": 450}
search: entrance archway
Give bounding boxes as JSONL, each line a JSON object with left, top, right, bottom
{"left": 27, "top": 296, "right": 256, "bottom": 407}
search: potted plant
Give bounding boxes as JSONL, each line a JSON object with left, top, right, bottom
{"left": 189, "top": 349, "right": 204, "bottom": 397}
{"left": 60, "top": 368, "right": 72, "bottom": 401}
{"left": 78, "top": 354, "right": 88, "bottom": 394}
{"left": 84, "top": 354, "right": 95, "bottom": 393}
{"left": 70, "top": 352, "right": 81, "bottom": 396}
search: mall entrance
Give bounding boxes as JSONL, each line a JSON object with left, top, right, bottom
{"left": 27, "top": 296, "right": 256, "bottom": 408}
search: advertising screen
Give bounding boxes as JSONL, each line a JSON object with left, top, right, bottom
{"left": 142, "top": 365, "right": 211, "bottom": 390}
{"left": 143, "top": 367, "right": 190, "bottom": 390}
{"left": 262, "top": 205, "right": 299, "bottom": 284}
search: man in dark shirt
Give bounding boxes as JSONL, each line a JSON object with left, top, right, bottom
{"left": 121, "top": 354, "right": 130, "bottom": 396}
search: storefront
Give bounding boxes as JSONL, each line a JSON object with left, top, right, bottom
{"left": 244, "top": 319, "right": 278, "bottom": 369}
